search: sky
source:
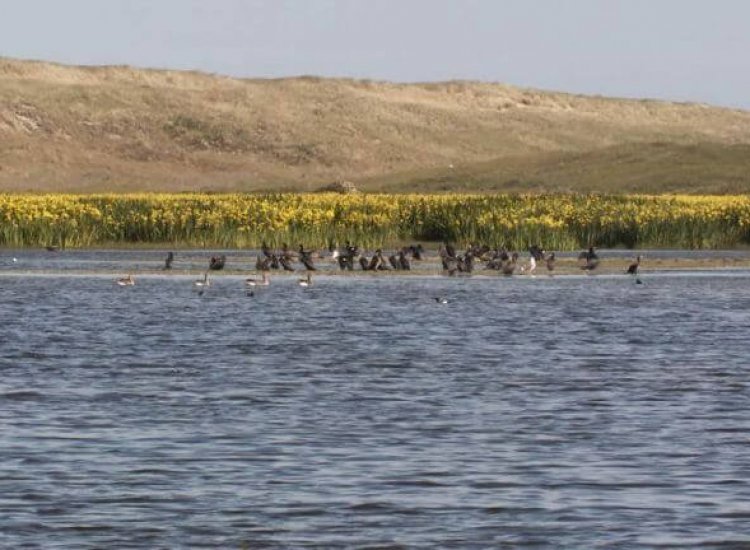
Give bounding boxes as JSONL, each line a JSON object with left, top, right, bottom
{"left": 1, "top": 0, "right": 749, "bottom": 109}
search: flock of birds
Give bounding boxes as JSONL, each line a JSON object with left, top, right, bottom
{"left": 114, "top": 243, "right": 644, "bottom": 295}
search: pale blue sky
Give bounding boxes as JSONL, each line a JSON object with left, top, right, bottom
{"left": 1, "top": 0, "right": 749, "bottom": 108}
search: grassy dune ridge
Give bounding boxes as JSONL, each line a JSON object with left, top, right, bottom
{"left": 2, "top": 192, "right": 750, "bottom": 250}
{"left": 2, "top": 57, "right": 750, "bottom": 193}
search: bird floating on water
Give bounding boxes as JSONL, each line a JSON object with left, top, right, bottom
{"left": 298, "top": 273, "right": 312, "bottom": 287}
{"left": 194, "top": 272, "right": 210, "bottom": 288}
{"left": 434, "top": 297, "right": 449, "bottom": 304}
{"left": 116, "top": 274, "right": 135, "bottom": 286}
{"left": 246, "top": 272, "right": 270, "bottom": 287}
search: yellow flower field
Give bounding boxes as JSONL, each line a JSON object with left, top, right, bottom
{"left": 1, "top": 193, "right": 749, "bottom": 249}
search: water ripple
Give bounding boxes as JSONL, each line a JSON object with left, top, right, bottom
{"left": 1, "top": 271, "right": 750, "bottom": 547}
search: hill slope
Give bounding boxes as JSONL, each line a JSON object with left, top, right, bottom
{"left": 2, "top": 57, "right": 750, "bottom": 193}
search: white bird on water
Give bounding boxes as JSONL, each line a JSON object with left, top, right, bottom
{"left": 116, "top": 274, "right": 135, "bottom": 286}
{"left": 246, "top": 272, "right": 270, "bottom": 287}
{"left": 194, "top": 272, "right": 210, "bottom": 287}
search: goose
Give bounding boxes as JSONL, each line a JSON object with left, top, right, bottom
{"left": 246, "top": 272, "right": 270, "bottom": 287}
{"left": 194, "top": 272, "right": 210, "bottom": 288}
{"left": 298, "top": 244, "right": 316, "bottom": 271}
{"left": 580, "top": 247, "right": 599, "bottom": 271}
{"left": 545, "top": 252, "right": 556, "bottom": 273}
{"left": 116, "top": 274, "right": 135, "bottom": 286}
{"left": 434, "top": 297, "right": 449, "bottom": 304}
{"left": 626, "top": 255, "right": 641, "bottom": 276}
{"left": 398, "top": 250, "right": 411, "bottom": 270}
{"left": 298, "top": 273, "right": 312, "bottom": 287}
{"left": 164, "top": 251, "right": 174, "bottom": 270}
{"left": 501, "top": 252, "right": 519, "bottom": 276}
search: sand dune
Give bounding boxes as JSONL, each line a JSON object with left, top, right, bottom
{"left": 2, "top": 57, "right": 750, "bottom": 193}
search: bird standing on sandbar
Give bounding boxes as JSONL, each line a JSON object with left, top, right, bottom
{"left": 545, "top": 252, "right": 556, "bottom": 275}
{"left": 580, "top": 247, "right": 599, "bottom": 271}
{"left": 626, "top": 255, "right": 641, "bottom": 276}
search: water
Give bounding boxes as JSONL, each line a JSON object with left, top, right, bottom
{"left": 2, "top": 254, "right": 750, "bottom": 548}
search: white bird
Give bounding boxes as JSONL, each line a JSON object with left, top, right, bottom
{"left": 194, "top": 272, "right": 210, "bottom": 288}
{"left": 527, "top": 256, "right": 537, "bottom": 275}
{"left": 116, "top": 274, "right": 135, "bottom": 286}
{"left": 245, "top": 272, "right": 270, "bottom": 287}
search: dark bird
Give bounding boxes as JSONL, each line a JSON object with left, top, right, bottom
{"left": 501, "top": 253, "right": 518, "bottom": 276}
{"left": 410, "top": 244, "right": 424, "bottom": 261}
{"left": 338, "top": 241, "right": 358, "bottom": 270}
{"left": 626, "top": 255, "right": 641, "bottom": 276}
{"left": 298, "top": 244, "right": 316, "bottom": 271}
{"left": 434, "top": 297, "right": 449, "bottom": 304}
{"left": 279, "top": 255, "right": 294, "bottom": 271}
{"left": 398, "top": 250, "right": 411, "bottom": 270}
{"left": 164, "top": 251, "right": 174, "bottom": 270}
{"left": 458, "top": 252, "right": 474, "bottom": 273}
{"left": 209, "top": 255, "right": 226, "bottom": 271}
{"left": 447, "top": 258, "right": 460, "bottom": 277}
{"left": 281, "top": 243, "right": 294, "bottom": 261}
{"left": 256, "top": 255, "right": 271, "bottom": 271}
{"left": 365, "top": 249, "right": 390, "bottom": 271}
{"left": 580, "top": 247, "right": 599, "bottom": 271}
{"left": 545, "top": 252, "right": 556, "bottom": 273}
{"left": 388, "top": 253, "right": 401, "bottom": 270}
{"left": 439, "top": 243, "right": 456, "bottom": 270}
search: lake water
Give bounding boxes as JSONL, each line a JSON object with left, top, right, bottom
{"left": 1, "top": 250, "right": 750, "bottom": 548}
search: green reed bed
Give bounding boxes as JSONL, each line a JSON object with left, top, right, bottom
{"left": 1, "top": 192, "right": 749, "bottom": 249}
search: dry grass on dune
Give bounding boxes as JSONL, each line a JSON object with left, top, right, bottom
{"left": 2, "top": 56, "right": 750, "bottom": 193}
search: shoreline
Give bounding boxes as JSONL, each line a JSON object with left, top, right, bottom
{"left": 3, "top": 257, "right": 750, "bottom": 278}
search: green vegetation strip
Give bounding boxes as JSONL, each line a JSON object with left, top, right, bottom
{"left": 2, "top": 193, "right": 750, "bottom": 249}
